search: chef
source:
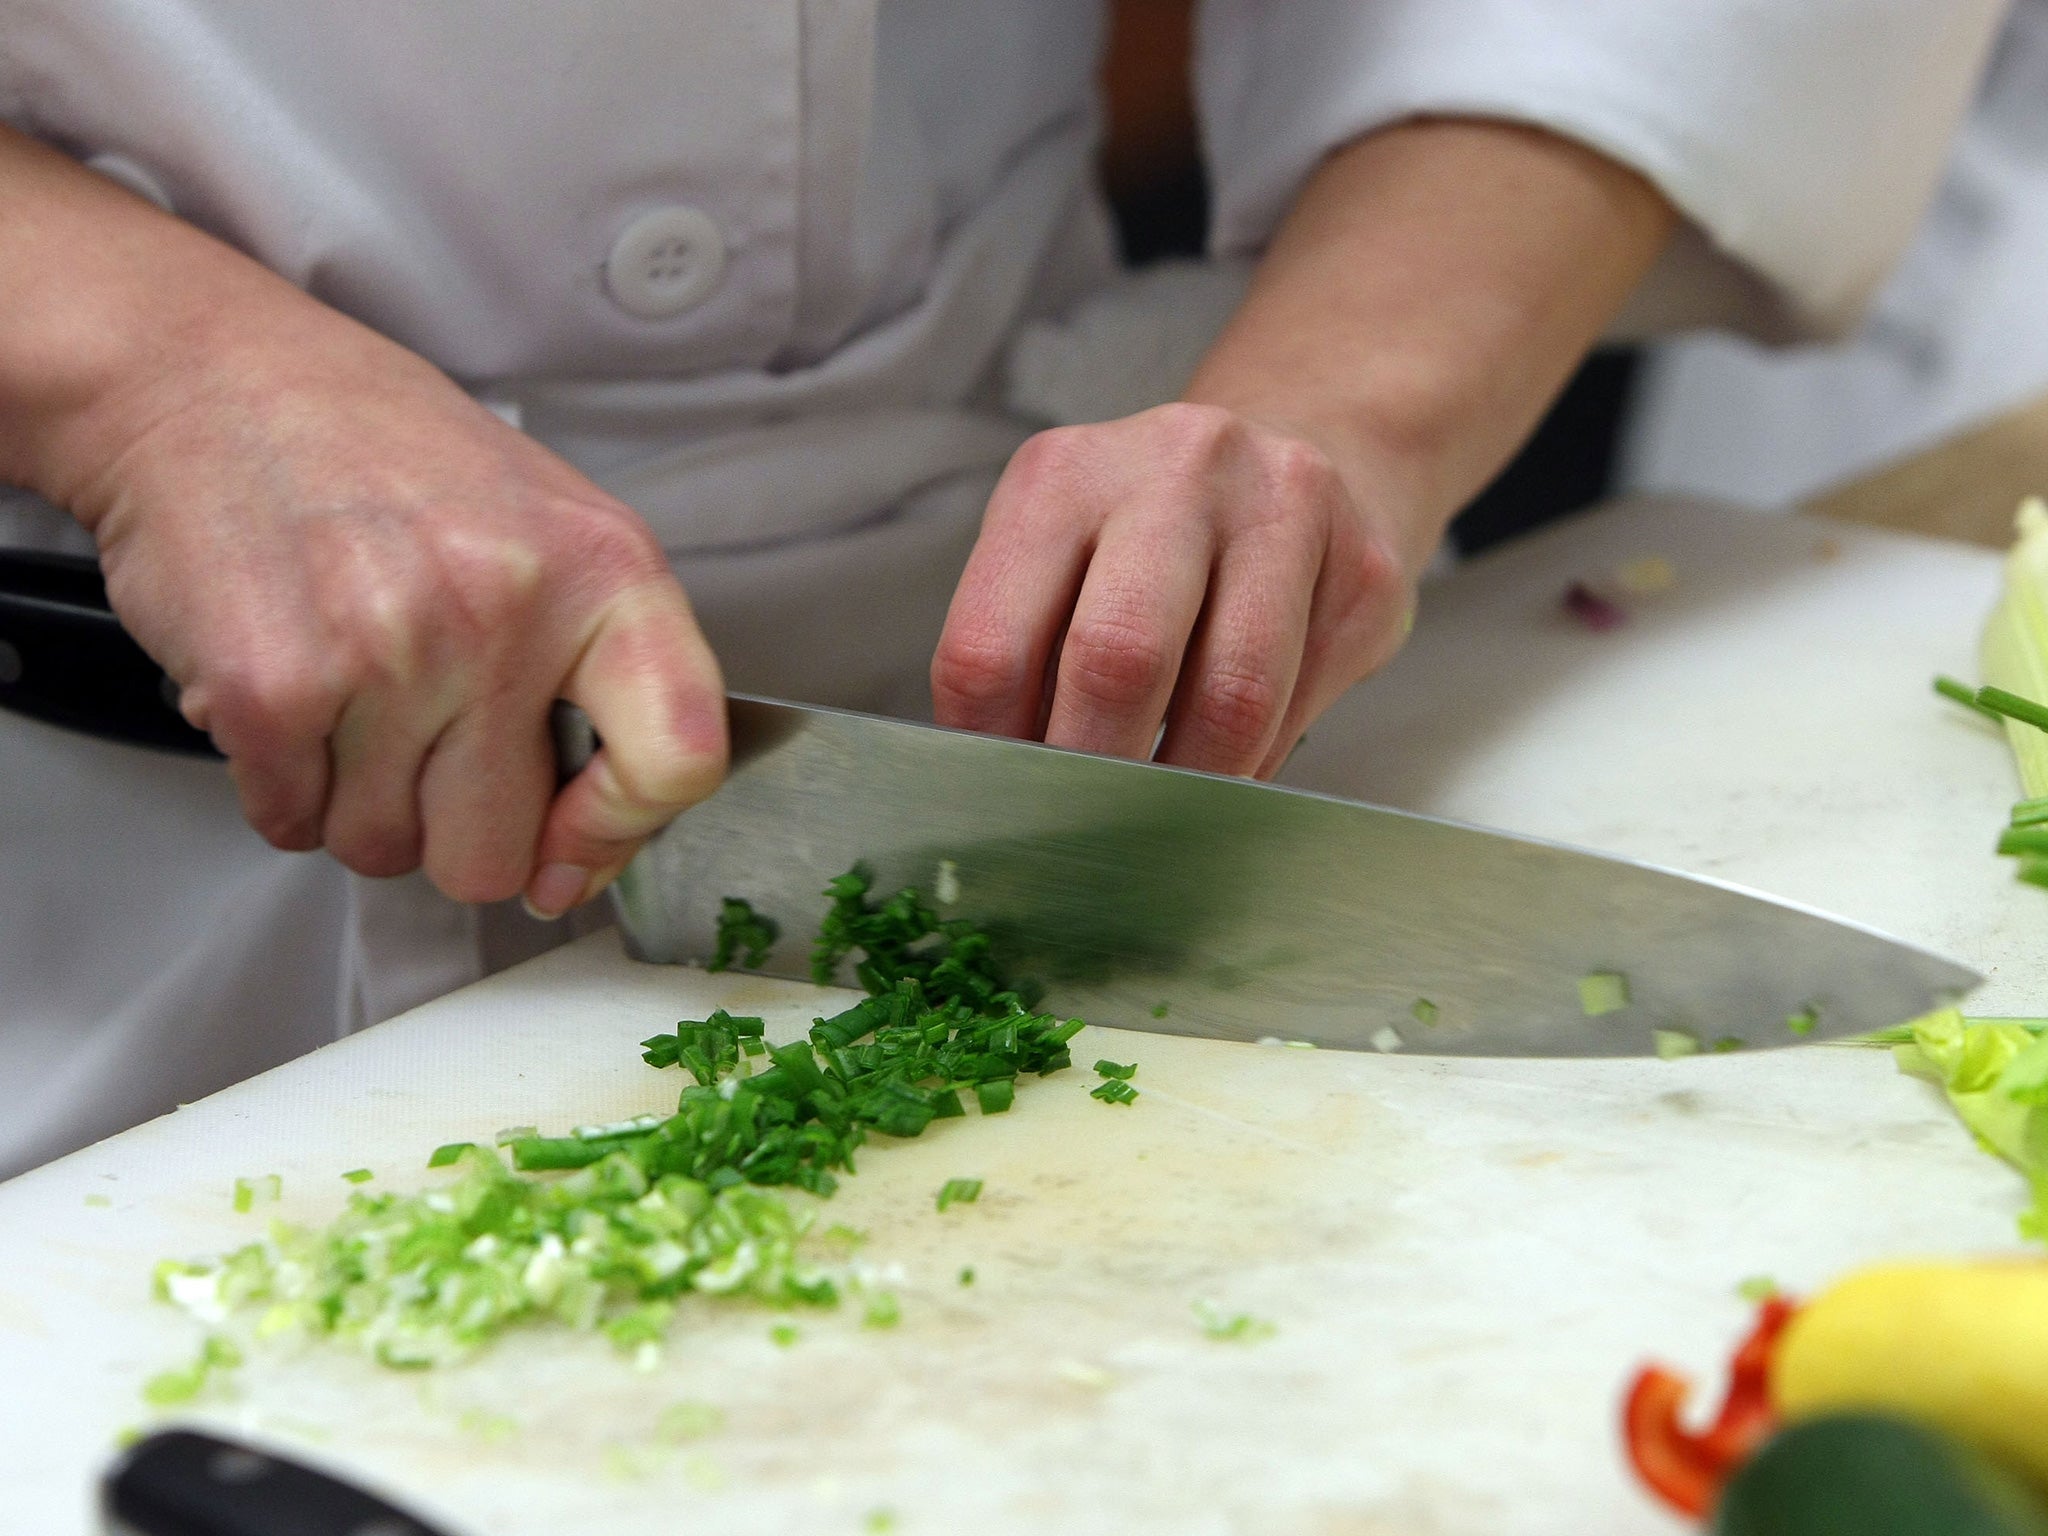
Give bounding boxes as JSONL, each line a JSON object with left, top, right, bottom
{"left": 0, "top": 2, "right": 2007, "bottom": 1177}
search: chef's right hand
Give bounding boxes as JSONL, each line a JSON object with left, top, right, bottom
{"left": 0, "top": 127, "right": 726, "bottom": 916}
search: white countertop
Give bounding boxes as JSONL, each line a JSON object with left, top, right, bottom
{"left": 2, "top": 497, "right": 2039, "bottom": 1535}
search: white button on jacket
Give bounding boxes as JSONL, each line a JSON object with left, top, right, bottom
{"left": 0, "top": 0, "right": 2010, "bottom": 1177}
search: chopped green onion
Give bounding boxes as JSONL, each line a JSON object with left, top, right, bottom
{"left": 1652, "top": 1028, "right": 1701, "bottom": 1060}
{"left": 1193, "top": 1300, "right": 1276, "bottom": 1343}
{"left": 1712, "top": 1036, "right": 1745, "bottom": 1053}
{"left": 1150, "top": 1002, "right": 1170, "bottom": 1019}
{"left": 864, "top": 1509, "right": 900, "bottom": 1534}
{"left": 340, "top": 1168, "right": 374, "bottom": 1184}
{"left": 1578, "top": 971, "right": 1630, "bottom": 1017}
{"left": 656, "top": 1401, "right": 725, "bottom": 1442}
{"left": 2018, "top": 856, "right": 2048, "bottom": 890}
{"left": 768, "top": 1323, "right": 801, "bottom": 1349}
{"left": 1094, "top": 1059, "right": 1137, "bottom": 1081}
{"left": 2011, "top": 797, "right": 2048, "bottom": 828}
{"left": 1089, "top": 1079, "right": 1139, "bottom": 1106}
{"left": 426, "top": 1142, "right": 475, "bottom": 1169}
{"left": 231, "top": 1174, "right": 281, "bottom": 1213}
{"left": 141, "top": 1334, "right": 241, "bottom": 1406}
{"left": 958, "top": 1266, "right": 976, "bottom": 1287}
{"left": 1934, "top": 674, "right": 2002, "bottom": 718}
{"left": 83, "top": 1193, "right": 111, "bottom": 1208}
{"left": 1410, "top": 998, "right": 1439, "bottom": 1027}
{"left": 707, "top": 897, "right": 779, "bottom": 973}
{"left": 974, "top": 1079, "right": 1015, "bottom": 1115}
{"left": 861, "top": 1290, "right": 902, "bottom": 1329}
{"left": 1735, "top": 1275, "right": 1779, "bottom": 1303}
{"left": 1785, "top": 1006, "right": 1819, "bottom": 1037}
{"left": 1997, "top": 826, "right": 2048, "bottom": 856}
{"left": 936, "top": 1177, "right": 983, "bottom": 1212}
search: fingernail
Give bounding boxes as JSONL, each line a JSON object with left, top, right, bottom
{"left": 523, "top": 862, "right": 589, "bottom": 921}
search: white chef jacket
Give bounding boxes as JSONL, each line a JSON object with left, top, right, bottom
{"left": 0, "top": 0, "right": 2008, "bottom": 1178}
{"left": 1624, "top": 0, "right": 2048, "bottom": 509}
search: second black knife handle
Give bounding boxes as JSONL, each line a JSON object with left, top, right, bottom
{"left": 103, "top": 1428, "right": 457, "bottom": 1536}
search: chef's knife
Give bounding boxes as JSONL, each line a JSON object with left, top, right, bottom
{"left": 102, "top": 1428, "right": 458, "bottom": 1536}
{"left": 1, "top": 547, "right": 1980, "bottom": 1055}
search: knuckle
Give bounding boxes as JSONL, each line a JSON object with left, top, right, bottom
{"left": 206, "top": 660, "right": 335, "bottom": 749}
{"left": 1267, "top": 435, "right": 1343, "bottom": 507}
{"left": 604, "top": 746, "right": 722, "bottom": 820}
{"left": 1147, "top": 401, "right": 1238, "bottom": 469}
{"left": 1187, "top": 664, "right": 1282, "bottom": 756}
{"left": 326, "top": 823, "right": 423, "bottom": 880}
{"left": 930, "top": 628, "right": 1029, "bottom": 715}
{"left": 431, "top": 854, "right": 527, "bottom": 907}
{"left": 1061, "top": 615, "right": 1174, "bottom": 712}
{"left": 1000, "top": 427, "right": 1094, "bottom": 502}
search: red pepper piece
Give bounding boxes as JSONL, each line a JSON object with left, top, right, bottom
{"left": 1622, "top": 1296, "right": 1799, "bottom": 1518}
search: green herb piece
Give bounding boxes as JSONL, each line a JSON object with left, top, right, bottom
{"left": 1150, "top": 1002, "right": 1170, "bottom": 1019}
{"left": 862, "top": 1290, "right": 902, "bottom": 1329}
{"left": 2012, "top": 797, "right": 2048, "bottom": 828}
{"left": 1998, "top": 826, "right": 2048, "bottom": 857}
{"left": 1712, "top": 1036, "right": 1746, "bottom": 1053}
{"left": 2017, "top": 856, "right": 2048, "bottom": 890}
{"left": 707, "top": 897, "right": 779, "bottom": 973}
{"left": 426, "top": 1142, "right": 475, "bottom": 1169}
{"left": 231, "top": 1174, "right": 281, "bottom": 1213}
{"left": 974, "top": 1079, "right": 1014, "bottom": 1115}
{"left": 1976, "top": 684, "right": 2048, "bottom": 732}
{"left": 769, "top": 1323, "right": 801, "bottom": 1349}
{"left": 84, "top": 1193, "right": 111, "bottom": 1208}
{"left": 819, "top": 1223, "right": 868, "bottom": 1253}
{"left": 1193, "top": 1300, "right": 1276, "bottom": 1343}
{"left": 958, "top": 1266, "right": 976, "bottom": 1287}
{"left": 141, "top": 1334, "right": 241, "bottom": 1407}
{"left": 1578, "top": 971, "right": 1631, "bottom": 1017}
{"left": 1785, "top": 1006, "right": 1819, "bottom": 1037}
{"left": 656, "top": 1401, "right": 725, "bottom": 1442}
{"left": 1934, "top": 674, "right": 2001, "bottom": 718}
{"left": 1892, "top": 1008, "right": 2048, "bottom": 1242}
{"left": 1735, "top": 1275, "right": 1779, "bottom": 1304}
{"left": 456, "top": 1407, "right": 519, "bottom": 1442}
{"left": 340, "top": 1168, "right": 374, "bottom": 1184}
{"left": 936, "top": 1178, "right": 983, "bottom": 1212}
{"left": 1410, "top": 998, "right": 1439, "bottom": 1027}
{"left": 864, "top": 1509, "right": 899, "bottom": 1534}
{"left": 1089, "top": 1079, "right": 1139, "bottom": 1105}
{"left": 1652, "top": 1028, "right": 1701, "bottom": 1060}
{"left": 1094, "top": 1059, "right": 1137, "bottom": 1081}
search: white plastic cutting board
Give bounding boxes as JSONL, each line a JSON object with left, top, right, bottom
{"left": 2, "top": 497, "right": 2040, "bottom": 1536}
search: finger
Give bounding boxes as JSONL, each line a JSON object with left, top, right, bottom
{"left": 319, "top": 688, "right": 441, "bottom": 877}
{"left": 416, "top": 691, "right": 554, "bottom": 904}
{"left": 526, "top": 580, "right": 726, "bottom": 918}
{"left": 1254, "top": 543, "right": 1411, "bottom": 780}
{"left": 1042, "top": 509, "right": 1213, "bottom": 759}
{"left": 1155, "top": 520, "right": 1317, "bottom": 776}
{"left": 930, "top": 442, "right": 1095, "bottom": 739}
{"left": 187, "top": 667, "right": 338, "bottom": 854}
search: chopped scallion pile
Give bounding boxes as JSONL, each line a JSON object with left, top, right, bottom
{"left": 707, "top": 897, "right": 779, "bottom": 973}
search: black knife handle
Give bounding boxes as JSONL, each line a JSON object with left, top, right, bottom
{"left": 103, "top": 1428, "right": 458, "bottom": 1536}
{"left": 0, "top": 547, "right": 219, "bottom": 757}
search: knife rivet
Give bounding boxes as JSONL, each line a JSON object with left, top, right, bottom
{"left": 205, "top": 1447, "right": 272, "bottom": 1484}
{"left": 0, "top": 639, "right": 20, "bottom": 686}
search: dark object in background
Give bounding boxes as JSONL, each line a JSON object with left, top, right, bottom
{"left": 1099, "top": 0, "right": 1640, "bottom": 556}
{"left": 102, "top": 1427, "right": 456, "bottom": 1536}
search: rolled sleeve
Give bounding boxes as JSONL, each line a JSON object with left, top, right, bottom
{"left": 1196, "top": 0, "right": 2009, "bottom": 340}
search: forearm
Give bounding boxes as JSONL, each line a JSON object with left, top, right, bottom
{"left": 1184, "top": 118, "right": 1675, "bottom": 576}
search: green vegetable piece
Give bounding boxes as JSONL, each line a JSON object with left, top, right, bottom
{"left": 864, "top": 1510, "right": 900, "bottom": 1534}
{"left": 83, "top": 1193, "right": 111, "bottom": 1208}
{"left": 1193, "top": 1300, "right": 1276, "bottom": 1343}
{"left": 958, "top": 1266, "right": 976, "bottom": 1287}
{"left": 1579, "top": 970, "right": 1630, "bottom": 1017}
{"left": 974, "top": 1079, "right": 1015, "bottom": 1115}
{"left": 1735, "top": 1275, "right": 1778, "bottom": 1304}
{"left": 2018, "top": 856, "right": 2048, "bottom": 890}
{"left": 1998, "top": 826, "right": 2048, "bottom": 856}
{"left": 768, "top": 1323, "right": 801, "bottom": 1349}
{"left": 339, "top": 1168, "right": 374, "bottom": 1184}
{"left": 1976, "top": 684, "right": 2048, "bottom": 734}
{"left": 231, "top": 1173, "right": 281, "bottom": 1213}
{"left": 862, "top": 1290, "right": 902, "bottom": 1329}
{"left": 656, "top": 1401, "right": 725, "bottom": 1442}
{"left": 1786, "top": 1006, "right": 1819, "bottom": 1037}
{"left": 707, "top": 897, "right": 779, "bottom": 973}
{"left": 936, "top": 1177, "right": 983, "bottom": 1212}
{"left": 1713, "top": 1036, "right": 1746, "bottom": 1053}
{"left": 426, "top": 1142, "right": 475, "bottom": 1169}
{"left": 1653, "top": 1028, "right": 1701, "bottom": 1060}
{"left": 1935, "top": 674, "right": 2003, "bottom": 719}
{"left": 1094, "top": 1059, "right": 1137, "bottom": 1080}
{"left": 1150, "top": 1002, "right": 1170, "bottom": 1019}
{"left": 2012, "top": 797, "right": 2048, "bottom": 828}
{"left": 1089, "top": 1079, "right": 1139, "bottom": 1105}
{"left": 1410, "top": 998, "right": 1439, "bottom": 1027}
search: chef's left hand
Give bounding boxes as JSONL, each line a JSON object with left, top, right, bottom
{"left": 932, "top": 118, "right": 1675, "bottom": 775}
{"left": 929, "top": 403, "right": 1413, "bottom": 778}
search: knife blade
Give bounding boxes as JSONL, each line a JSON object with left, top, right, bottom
{"left": 0, "top": 549, "right": 1979, "bottom": 1054}
{"left": 605, "top": 697, "right": 1979, "bottom": 1057}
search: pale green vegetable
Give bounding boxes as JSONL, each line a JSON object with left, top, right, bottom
{"left": 1579, "top": 971, "right": 1630, "bottom": 1017}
